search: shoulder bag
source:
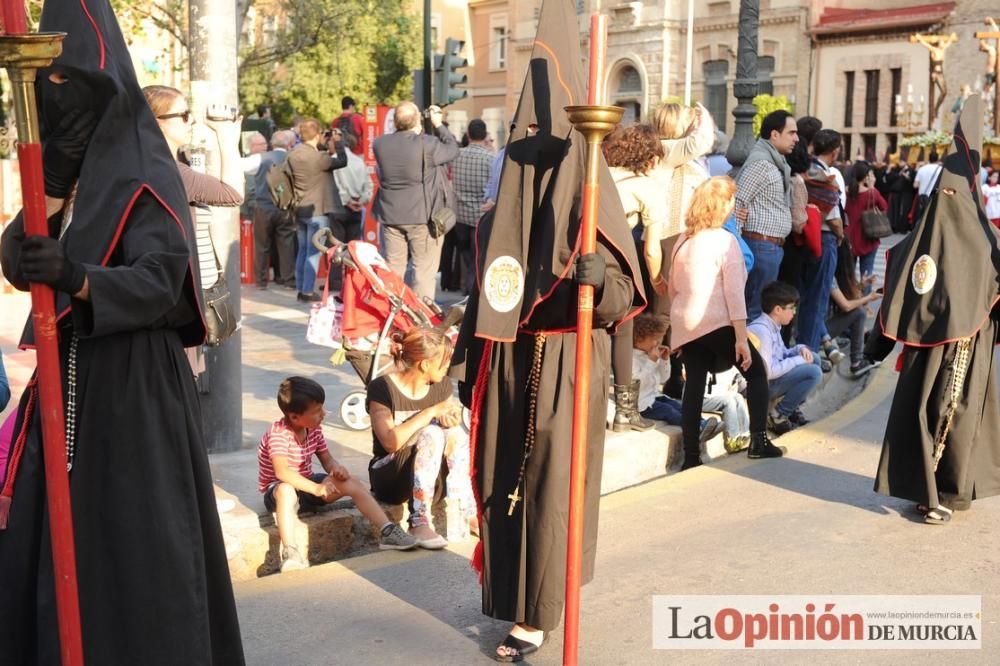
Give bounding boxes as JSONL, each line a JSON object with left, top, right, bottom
{"left": 422, "top": 140, "right": 456, "bottom": 239}
{"left": 861, "top": 191, "right": 892, "bottom": 240}
{"left": 198, "top": 213, "right": 239, "bottom": 346}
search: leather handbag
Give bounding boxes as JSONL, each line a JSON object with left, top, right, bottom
{"left": 202, "top": 234, "right": 238, "bottom": 347}
{"left": 422, "top": 144, "right": 455, "bottom": 239}
{"left": 428, "top": 206, "right": 456, "bottom": 239}
{"left": 861, "top": 193, "right": 892, "bottom": 240}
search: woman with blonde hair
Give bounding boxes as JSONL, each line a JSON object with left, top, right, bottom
{"left": 366, "top": 326, "right": 475, "bottom": 548}
{"left": 669, "top": 177, "right": 781, "bottom": 468}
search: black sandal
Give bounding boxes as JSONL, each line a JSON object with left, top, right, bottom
{"left": 494, "top": 633, "right": 545, "bottom": 662}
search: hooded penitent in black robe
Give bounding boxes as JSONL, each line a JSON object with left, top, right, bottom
{"left": 866, "top": 95, "right": 1000, "bottom": 513}
{"left": 0, "top": 1, "right": 244, "bottom": 664}
{"left": 449, "top": 0, "right": 644, "bottom": 632}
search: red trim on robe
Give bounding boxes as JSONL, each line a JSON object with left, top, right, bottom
{"left": 467, "top": 338, "right": 493, "bottom": 581}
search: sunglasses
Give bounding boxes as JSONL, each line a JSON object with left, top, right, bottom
{"left": 782, "top": 304, "right": 798, "bottom": 312}
{"left": 158, "top": 110, "right": 192, "bottom": 123}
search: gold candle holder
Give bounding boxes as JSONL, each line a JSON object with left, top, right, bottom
{"left": 0, "top": 33, "right": 66, "bottom": 144}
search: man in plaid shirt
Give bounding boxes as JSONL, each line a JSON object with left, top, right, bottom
{"left": 734, "top": 110, "right": 799, "bottom": 320}
{"left": 453, "top": 119, "right": 494, "bottom": 293}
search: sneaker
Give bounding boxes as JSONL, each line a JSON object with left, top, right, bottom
{"left": 768, "top": 412, "right": 795, "bottom": 436}
{"left": 820, "top": 358, "right": 833, "bottom": 373}
{"left": 379, "top": 523, "right": 419, "bottom": 551}
{"left": 698, "top": 416, "right": 724, "bottom": 443}
{"left": 280, "top": 546, "right": 308, "bottom": 573}
{"left": 723, "top": 433, "right": 750, "bottom": 453}
{"left": 788, "top": 409, "right": 810, "bottom": 427}
{"left": 850, "top": 358, "right": 877, "bottom": 378}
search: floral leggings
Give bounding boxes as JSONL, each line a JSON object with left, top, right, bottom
{"left": 371, "top": 424, "right": 476, "bottom": 528}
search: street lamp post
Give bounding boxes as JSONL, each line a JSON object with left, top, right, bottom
{"left": 726, "top": 0, "right": 760, "bottom": 170}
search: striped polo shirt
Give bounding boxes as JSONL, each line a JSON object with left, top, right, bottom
{"left": 257, "top": 418, "right": 329, "bottom": 493}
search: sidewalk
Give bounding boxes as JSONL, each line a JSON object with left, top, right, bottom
{"left": 0, "top": 237, "right": 905, "bottom": 579}
{"left": 232, "top": 360, "right": 1000, "bottom": 665}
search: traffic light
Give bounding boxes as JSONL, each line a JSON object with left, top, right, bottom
{"left": 433, "top": 37, "right": 468, "bottom": 106}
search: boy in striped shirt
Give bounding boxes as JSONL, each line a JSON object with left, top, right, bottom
{"left": 259, "top": 377, "right": 416, "bottom": 572}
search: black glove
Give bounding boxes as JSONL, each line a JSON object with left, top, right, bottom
{"left": 574, "top": 252, "right": 606, "bottom": 290}
{"left": 19, "top": 236, "right": 87, "bottom": 295}
{"left": 42, "top": 108, "right": 98, "bottom": 198}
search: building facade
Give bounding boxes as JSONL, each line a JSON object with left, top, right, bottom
{"left": 455, "top": 0, "right": 995, "bottom": 158}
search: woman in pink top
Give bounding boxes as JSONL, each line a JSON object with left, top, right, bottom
{"left": 669, "top": 177, "right": 782, "bottom": 469}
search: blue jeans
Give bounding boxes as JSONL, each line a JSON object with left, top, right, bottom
{"left": 743, "top": 238, "right": 784, "bottom": 321}
{"left": 702, "top": 393, "right": 749, "bottom": 438}
{"left": 641, "top": 395, "right": 711, "bottom": 431}
{"left": 295, "top": 215, "right": 327, "bottom": 293}
{"left": 798, "top": 231, "right": 839, "bottom": 351}
{"left": 769, "top": 356, "right": 822, "bottom": 417}
{"left": 856, "top": 250, "right": 876, "bottom": 295}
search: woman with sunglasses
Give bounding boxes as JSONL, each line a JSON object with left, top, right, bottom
{"left": 143, "top": 86, "right": 244, "bottom": 371}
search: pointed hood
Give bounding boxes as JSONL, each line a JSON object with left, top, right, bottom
{"left": 36, "top": 0, "right": 203, "bottom": 345}
{"left": 879, "top": 94, "right": 1000, "bottom": 346}
{"left": 469, "top": 0, "right": 643, "bottom": 342}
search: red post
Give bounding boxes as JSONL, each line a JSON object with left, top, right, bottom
{"left": 1, "top": 7, "right": 85, "bottom": 665}
{"left": 563, "top": 14, "right": 607, "bottom": 666}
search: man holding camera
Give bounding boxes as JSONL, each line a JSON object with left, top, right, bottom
{"left": 372, "top": 102, "right": 458, "bottom": 301}
{"left": 285, "top": 118, "right": 348, "bottom": 302}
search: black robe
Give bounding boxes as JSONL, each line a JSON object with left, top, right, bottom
{"left": 867, "top": 94, "right": 1000, "bottom": 512}
{"left": 450, "top": 0, "right": 643, "bottom": 631}
{"left": 456, "top": 227, "right": 634, "bottom": 630}
{"left": 0, "top": 196, "right": 244, "bottom": 665}
{"left": 0, "top": 0, "right": 243, "bottom": 662}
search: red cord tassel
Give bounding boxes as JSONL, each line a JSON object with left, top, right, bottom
{"left": 467, "top": 339, "right": 493, "bottom": 581}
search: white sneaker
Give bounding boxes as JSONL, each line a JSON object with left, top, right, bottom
{"left": 280, "top": 546, "right": 308, "bottom": 572}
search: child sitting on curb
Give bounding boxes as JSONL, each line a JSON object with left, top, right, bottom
{"left": 703, "top": 367, "right": 752, "bottom": 453}
{"left": 258, "top": 376, "right": 416, "bottom": 572}
{"left": 632, "top": 313, "right": 723, "bottom": 443}
{"left": 747, "top": 282, "right": 823, "bottom": 435}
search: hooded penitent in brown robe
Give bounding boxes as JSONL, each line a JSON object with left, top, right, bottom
{"left": 449, "top": 0, "right": 644, "bottom": 631}
{"left": 867, "top": 94, "right": 1000, "bottom": 516}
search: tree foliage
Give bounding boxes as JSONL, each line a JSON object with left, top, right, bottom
{"left": 752, "top": 94, "right": 795, "bottom": 137}
{"left": 21, "top": 0, "right": 420, "bottom": 127}
{"left": 239, "top": 0, "right": 421, "bottom": 125}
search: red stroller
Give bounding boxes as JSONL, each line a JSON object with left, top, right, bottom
{"left": 308, "top": 229, "right": 465, "bottom": 429}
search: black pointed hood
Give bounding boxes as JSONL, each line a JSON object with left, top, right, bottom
{"left": 469, "top": 0, "right": 643, "bottom": 342}
{"left": 879, "top": 94, "right": 1000, "bottom": 346}
{"left": 37, "top": 0, "right": 203, "bottom": 344}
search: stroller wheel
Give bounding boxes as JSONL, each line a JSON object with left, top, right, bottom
{"left": 340, "top": 391, "right": 370, "bottom": 430}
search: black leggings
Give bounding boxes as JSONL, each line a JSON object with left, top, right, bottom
{"left": 681, "top": 326, "right": 768, "bottom": 452}
{"left": 611, "top": 319, "right": 633, "bottom": 385}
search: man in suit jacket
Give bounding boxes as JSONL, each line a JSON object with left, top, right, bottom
{"left": 285, "top": 118, "right": 348, "bottom": 302}
{"left": 372, "top": 101, "right": 458, "bottom": 301}
{"left": 252, "top": 129, "right": 297, "bottom": 289}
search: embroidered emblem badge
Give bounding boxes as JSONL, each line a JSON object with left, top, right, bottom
{"left": 911, "top": 254, "right": 937, "bottom": 295}
{"left": 483, "top": 256, "right": 524, "bottom": 313}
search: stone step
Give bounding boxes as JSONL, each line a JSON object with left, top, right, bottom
{"left": 219, "top": 424, "right": 727, "bottom": 582}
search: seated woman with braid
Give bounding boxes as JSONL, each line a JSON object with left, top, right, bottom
{"left": 366, "top": 326, "right": 476, "bottom": 549}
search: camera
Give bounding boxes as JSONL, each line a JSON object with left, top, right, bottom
{"left": 206, "top": 104, "right": 239, "bottom": 122}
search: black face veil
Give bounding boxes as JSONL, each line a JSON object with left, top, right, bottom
{"left": 33, "top": 0, "right": 202, "bottom": 344}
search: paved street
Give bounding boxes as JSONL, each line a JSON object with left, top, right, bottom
{"left": 234, "top": 364, "right": 1000, "bottom": 665}
{"left": 3, "top": 234, "right": 999, "bottom": 664}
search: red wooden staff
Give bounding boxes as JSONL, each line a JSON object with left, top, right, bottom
{"left": 563, "top": 13, "right": 613, "bottom": 666}
{"left": 0, "top": 4, "right": 84, "bottom": 665}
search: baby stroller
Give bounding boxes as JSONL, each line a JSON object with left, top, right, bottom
{"left": 309, "top": 229, "right": 466, "bottom": 430}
